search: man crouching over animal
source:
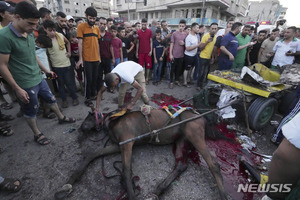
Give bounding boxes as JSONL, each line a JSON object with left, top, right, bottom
{"left": 96, "top": 61, "right": 149, "bottom": 111}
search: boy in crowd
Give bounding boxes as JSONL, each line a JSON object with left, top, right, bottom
{"left": 111, "top": 25, "right": 123, "bottom": 69}
{"left": 43, "top": 19, "right": 79, "bottom": 108}
{"left": 183, "top": 22, "right": 200, "bottom": 88}
{"left": 136, "top": 18, "right": 153, "bottom": 84}
{"left": 153, "top": 29, "right": 166, "bottom": 85}
{"left": 118, "top": 26, "right": 134, "bottom": 62}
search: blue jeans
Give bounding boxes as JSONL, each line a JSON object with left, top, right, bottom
{"left": 111, "top": 58, "right": 121, "bottom": 71}
{"left": 52, "top": 66, "right": 78, "bottom": 101}
{"left": 123, "top": 57, "right": 128, "bottom": 62}
{"left": 165, "top": 62, "right": 171, "bottom": 82}
{"left": 153, "top": 61, "right": 163, "bottom": 82}
{"left": 193, "top": 54, "right": 200, "bottom": 81}
{"left": 21, "top": 79, "right": 56, "bottom": 118}
{"left": 197, "top": 58, "right": 211, "bottom": 87}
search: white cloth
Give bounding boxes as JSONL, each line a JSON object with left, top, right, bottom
{"left": 272, "top": 38, "right": 300, "bottom": 67}
{"left": 184, "top": 33, "right": 198, "bottom": 56}
{"left": 282, "top": 111, "right": 300, "bottom": 149}
{"left": 110, "top": 61, "right": 143, "bottom": 85}
{"left": 216, "top": 29, "right": 225, "bottom": 37}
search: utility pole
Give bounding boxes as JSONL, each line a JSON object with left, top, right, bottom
{"left": 200, "top": 0, "right": 206, "bottom": 25}
{"left": 127, "top": 0, "right": 130, "bottom": 22}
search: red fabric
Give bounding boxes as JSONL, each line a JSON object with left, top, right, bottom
{"left": 138, "top": 53, "right": 152, "bottom": 69}
{"left": 99, "top": 31, "right": 112, "bottom": 59}
{"left": 166, "top": 47, "right": 171, "bottom": 62}
{"left": 111, "top": 37, "right": 122, "bottom": 59}
{"left": 137, "top": 28, "right": 152, "bottom": 54}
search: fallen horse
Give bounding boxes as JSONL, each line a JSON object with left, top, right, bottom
{"left": 55, "top": 107, "right": 229, "bottom": 200}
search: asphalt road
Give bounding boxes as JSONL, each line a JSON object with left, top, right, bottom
{"left": 0, "top": 80, "right": 278, "bottom": 200}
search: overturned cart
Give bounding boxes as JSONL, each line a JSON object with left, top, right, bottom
{"left": 205, "top": 64, "right": 297, "bottom": 130}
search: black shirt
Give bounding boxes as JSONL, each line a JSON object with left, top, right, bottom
{"left": 121, "top": 37, "right": 131, "bottom": 59}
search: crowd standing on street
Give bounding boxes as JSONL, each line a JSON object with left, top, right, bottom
{"left": 0, "top": 0, "right": 300, "bottom": 198}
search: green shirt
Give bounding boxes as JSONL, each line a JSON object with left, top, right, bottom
{"left": 0, "top": 24, "right": 42, "bottom": 89}
{"left": 232, "top": 33, "right": 250, "bottom": 69}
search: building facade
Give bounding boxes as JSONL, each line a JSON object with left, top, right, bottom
{"left": 113, "top": 0, "right": 249, "bottom": 28}
{"left": 246, "top": 0, "right": 287, "bottom": 24}
{"left": 43, "top": 0, "right": 110, "bottom": 18}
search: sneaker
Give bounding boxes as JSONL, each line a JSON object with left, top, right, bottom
{"left": 169, "top": 82, "right": 174, "bottom": 89}
{"left": 72, "top": 98, "right": 79, "bottom": 106}
{"left": 183, "top": 84, "right": 191, "bottom": 88}
{"left": 175, "top": 81, "right": 181, "bottom": 86}
{"left": 62, "top": 101, "right": 68, "bottom": 108}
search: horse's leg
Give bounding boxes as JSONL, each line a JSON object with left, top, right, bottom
{"left": 120, "top": 141, "right": 136, "bottom": 200}
{"left": 150, "top": 138, "right": 188, "bottom": 198}
{"left": 184, "top": 120, "right": 228, "bottom": 200}
{"left": 54, "top": 145, "right": 120, "bottom": 200}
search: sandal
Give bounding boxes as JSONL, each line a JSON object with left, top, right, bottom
{"left": 0, "top": 114, "right": 14, "bottom": 121}
{"left": 34, "top": 133, "right": 51, "bottom": 145}
{"left": 0, "top": 102, "right": 13, "bottom": 110}
{"left": 0, "top": 125, "right": 13, "bottom": 136}
{"left": 43, "top": 112, "right": 56, "bottom": 119}
{"left": 0, "top": 178, "right": 22, "bottom": 193}
{"left": 58, "top": 116, "right": 76, "bottom": 124}
{"left": 84, "top": 100, "right": 94, "bottom": 108}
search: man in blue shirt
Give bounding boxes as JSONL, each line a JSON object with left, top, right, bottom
{"left": 218, "top": 22, "right": 242, "bottom": 70}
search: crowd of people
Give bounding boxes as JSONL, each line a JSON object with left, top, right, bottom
{"left": 0, "top": 0, "right": 300, "bottom": 197}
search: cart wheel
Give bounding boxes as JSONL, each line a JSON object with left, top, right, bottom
{"left": 248, "top": 97, "right": 278, "bottom": 130}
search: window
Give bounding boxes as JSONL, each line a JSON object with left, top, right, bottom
{"left": 64, "top": 0, "right": 69, "bottom": 3}
{"left": 212, "top": 9, "right": 218, "bottom": 19}
{"left": 125, "top": 0, "right": 132, "bottom": 2}
{"left": 117, "top": 0, "right": 121, "bottom": 5}
{"left": 75, "top": 9, "right": 79, "bottom": 13}
{"left": 192, "top": 8, "right": 201, "bottom": 18}
{"left": 91, "top": 3, "right": 93, "bottom": 6}
{"left": 65, "top": 8, "right": 70, "bottom": 12}
{"left": 83, "top": 3, "right": 86, "bottom": 6}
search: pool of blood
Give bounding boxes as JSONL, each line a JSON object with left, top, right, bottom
{"left": 151, "top": 93, "right": 264, "bottom": 200}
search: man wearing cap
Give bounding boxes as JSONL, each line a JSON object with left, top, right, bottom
{"left": 66, "top": 15, "right": 75, "bottom": 33}
{"left": 95, "top": 61, "right": 149, "bottom": 111}
{"left": 0, "top": 1, "right": 15, "bottom": 29}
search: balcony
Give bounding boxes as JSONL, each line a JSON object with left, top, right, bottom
{"left": 162, "top": 17, "right": 227, "bottom": 28}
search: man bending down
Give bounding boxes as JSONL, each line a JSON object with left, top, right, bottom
{"left": 96, "top": 61, "right": 149, "bottom": 111}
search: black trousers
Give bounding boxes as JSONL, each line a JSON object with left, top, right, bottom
{"left": 170, "top": 57, "right": 184, "bottom": 83}
{"left": 84, "top": 61, "right": 99, "bottom": 99}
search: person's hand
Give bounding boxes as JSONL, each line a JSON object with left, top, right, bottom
{"left": 148, "top": 51, "right": 152, "bottom": 57}
{"left": 99, "top": 58, "right": 101, "bottom": 63}
{"left": 266, "top": 52, "right": 273, "bottom": 57}
{"left": 136, "top": 53, "right": 139, "bottom": 59}
{"left": 154, "top": 59, "right": 158, "bottom": 64}
{"left": 159, "top": 57, "right": 163, "bottom": 62}
{"left": 248, "top": 41, "right": 257, "bottom": 46}
{"left": 229, "top": 54, "right": 234, "bottom": 61}
{"left": 66, "top": 52, "right": 71, "bottom": 58}
{"left": 16, "top": 88, "right": 30, "bottom": 104}
{"left": 112, "top": 59, "right": 115, "bottom": 66}
{"left": 76, "top": 59, "right": 83, "bottom": 69}
{"left": 126, "top": 102, "right": 134, "bottom": 110}
{"left": 179, "top": 40, "right": 185, "bottom": 46}
{"left": 169, "top": 54, "right": 173, "bottom": 61}
{"left": 207, "top": 37, "right": 213, "bottom": 43}
{"left": 210, "top": 58, "right": 215, "bottom": 65}
{"left": 286, "top": 51, "right": 293, "bottom": 56}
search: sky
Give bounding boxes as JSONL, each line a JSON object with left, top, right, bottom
{"left": 279, "top": 0, "right": 300, "bottom": 26}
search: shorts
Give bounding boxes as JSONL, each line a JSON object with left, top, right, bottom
{"left": 138, "top": 53, "right": 152, "bottom": 69}
{"left": 21, "top": 79, "right": 56, "bottom": 118}
{"left": 184, "top": 54, "right": 197, "bottom": 70}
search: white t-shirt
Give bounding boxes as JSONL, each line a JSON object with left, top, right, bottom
{"left": 184, "top": 33, "right": 198, "bottom": 56}
{"left": 216, "top": 29, "right": 225, "bottom": 37}
{"left": 282, "top": 111, "right": 300, "bottom": 149}
{"left": 272, "top": 38, "right": 300, "bottom": 67}
{"left": 109, "top": 61, "right": 143, "bottom": 85}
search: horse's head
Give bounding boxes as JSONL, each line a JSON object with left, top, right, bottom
{"left": 80, "top": 108, "right": 105, "bottom": 132}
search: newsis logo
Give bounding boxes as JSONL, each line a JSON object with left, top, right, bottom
{"left": 237, "top": 183, "right": 292, "bottom": 193}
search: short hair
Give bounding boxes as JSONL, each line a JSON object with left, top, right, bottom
{"left": 243, "top": 25, "right": 251, "bottom": 29}
{"left": 75, "top": 18, "right": 82, "bottom": 23}
{"left": 155, "top": 28, "right": 161, "bottom": 34}
{"left": 272, "top": 28, "right": 279, "bottom": 32}
{"left": 42, "top": 19, "right": 56, "bottom": 29}
{"left": 184, "top": 25, "right": 190, "bottom": 30}
{"left": 134, "top": 22, "right": 140, "bottom": 26}
{"left": 36, "top": 34, "right": 53, "bottom": 48}
{"left": 104, "top": 73, "right": 117, "bottom": 89}
{"left": 179, "top": 19, "right": 186, "bottom": 25}
{"left": 210, "top": 22, "right": 218, "bottom": 27}
{"left": 99, "top": 17, "right": 106, "bottom": 21}
{"left": 250, "top": 26, "right": 255, "bottom": 30}
{"left": 288, "top": 26, "right": 297, "bottom": 33}
{"left": 95, "top": 17, "right": 99, "bottom": 22}
{"left": 231, "top": 22, "right": 242, "bottom": 31}
{"left": 199, "top": 25, "right": 204, "bottom": 29}
{"left": 107, "top": 18, "right": 113, "bottom": 23}
{"left": 141, "top": 18, "right": 147, "bottom": 23}
{"left": 111, "top": 25, "right": 117, "bottom": 31}
{"left": 56, "top": 11, "right": 66, "bottom": 18}
{"left": 117, "top": 26, "right": 125, "bottom": 32}
{"left": 191, "top": 22, "right": 199, "bottom": 29}
{"left": 227, "top": 18, "right": 235, "bottom": 23}
{"left": 39, "top": 7, "right": 51, "bottom": 18}
{"left": 161, "top": 20, "right": 166, "bottom": 25}
{"left": 15, "top": 1, "right": 40, "bottom": 19}
{"left": 85, "top": 6, "right": 97, "bottom": 17}
{"left": 258, "top": 30, "right": 267, "bottom": 34}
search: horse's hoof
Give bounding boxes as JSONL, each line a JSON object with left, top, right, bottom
{"left": 54, "top": 184, "right": 73, "bottom": 200}
{"left": 145, "top": 193, "right": 159, "bottom": 200}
